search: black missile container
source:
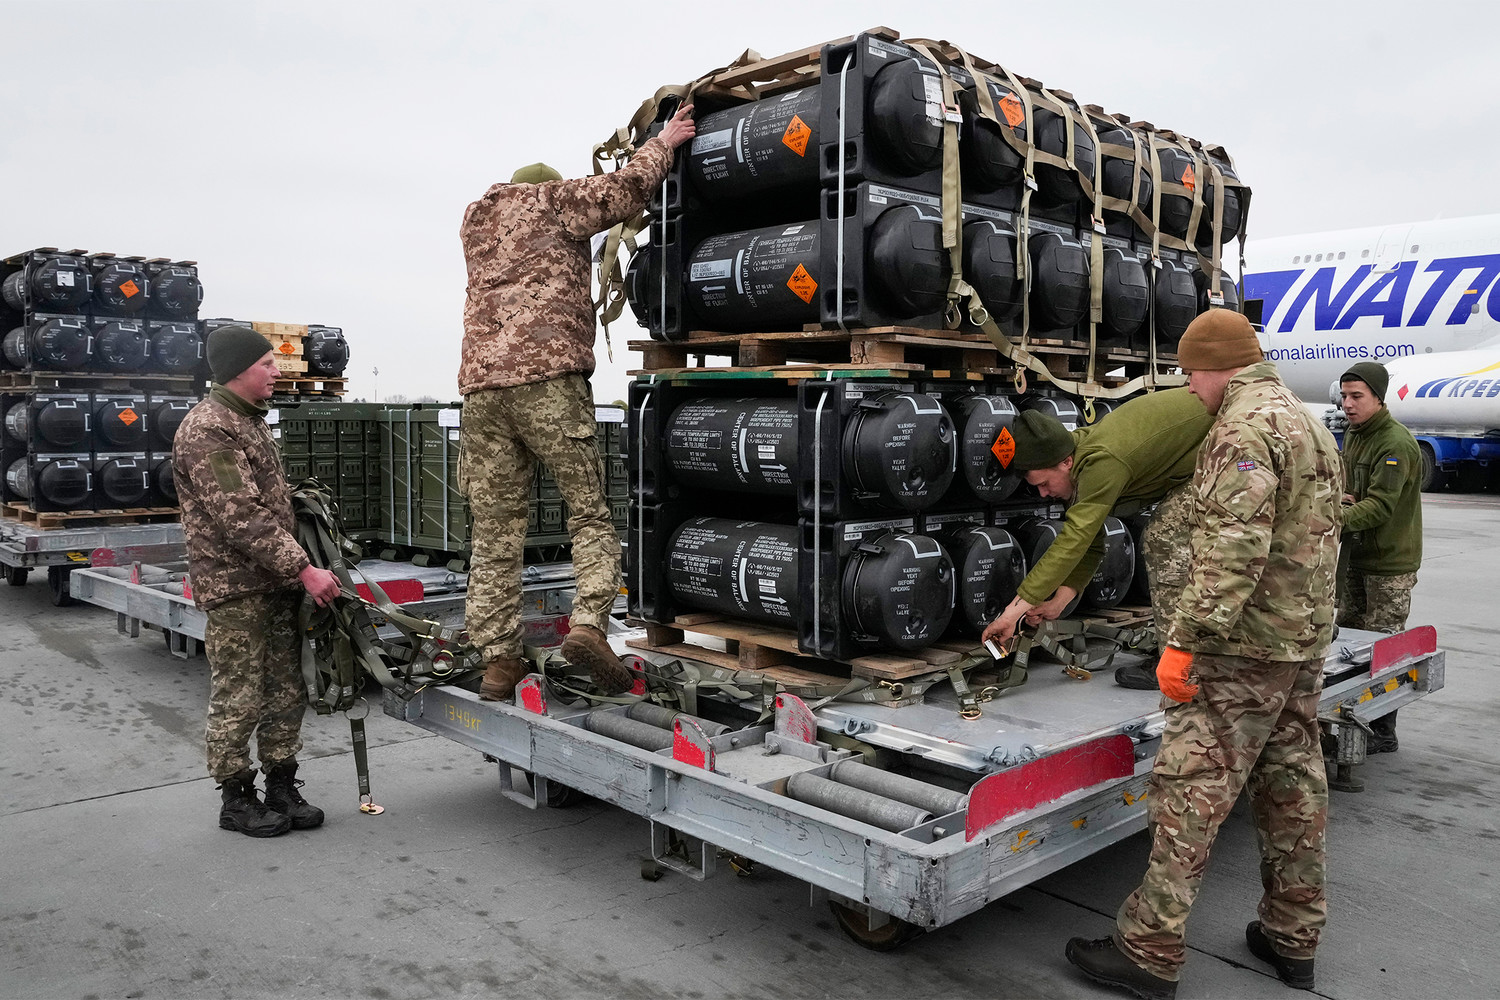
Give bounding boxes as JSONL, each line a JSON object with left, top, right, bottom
{"left": 920, "top": 511, "right": 1028, "bottom": 637}
{"left": 93, "top": 318, "right": 150, "bottom": 372}
{"left": 818, "top": 35, "right": 945, "bottom": 196}
{"left": 936, "top": 391, "right": 1023, "bottom": 507}
{"left": 305, "top": 325, "right": 350, "bottom": 376}
{"left": 91, "top": 256, "right": 149, "bottom": 317}
{"left": 1081, "top": 515, "right": 1137, "bottom": 610}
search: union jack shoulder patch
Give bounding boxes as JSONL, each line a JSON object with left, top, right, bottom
{"left": 1236, "top": 460, "right": 1257, "bottom": 472}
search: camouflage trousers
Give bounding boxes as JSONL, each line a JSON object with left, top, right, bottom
{"left": 1141, "top": 482, "right": 1195, "bottom": 650}
{"left": 1115, "top": 652, "right": 1328, "bottom": 981}
{"left": 1338, "top": 569, "right": 1416, "bottom": 634}
{"left": 460, "top": 375, "right": 619, "bottom": 661}
{"left": 204, "top": 589, "right": 305, "bottom": 781}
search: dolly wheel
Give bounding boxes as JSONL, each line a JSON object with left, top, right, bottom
{"left": 47, "top": 566, "right": 74, "bottom": 607}
{"left": 4, "top": 566, "right": 28, "bottom": 587}
{"left": 828, "top": 900, "right": 922, "bottom": 951}
{"left": 521, "top": 770, "right": 582, "bottom": 808}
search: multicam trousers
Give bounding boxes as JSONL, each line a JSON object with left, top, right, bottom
{"left": 460, "top": 374, "right": 619, "bottom": 661}
{"left": 204, "top": 589, "right": 304, "bottom": 781}
{"left": 1141, "top": 482, "right": 1195, "bottom": 649}
{"left": 1115, "top": 652, "right": 1329, "bottom": 982}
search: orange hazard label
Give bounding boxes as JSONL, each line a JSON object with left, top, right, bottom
{"left": 999, "top": 93, "right": 1025, "bottom": 129}
{"left": 782, "top": 114, "right": 811, "bottom": 157}
{"left": 1181, "top": 164, "right": 1196, "bottom": 191}
{"left": 118, "top": 408, "right": 139, "bottom": 426}
{"left": 119, "top": 279, "right": 140, "bottom": 298}
{"left": 278, "top": 342, "right": 296, "bottom": 354}
{"left": 991, "top": 427, "right": 1016, "bottom": 468}
{"left": 787, "top": 263, "right": 818, "bottom": 304}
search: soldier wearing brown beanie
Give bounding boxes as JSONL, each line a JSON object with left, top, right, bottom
{"left": 1067, "top": 308, "right": 1342, "bottom": 998}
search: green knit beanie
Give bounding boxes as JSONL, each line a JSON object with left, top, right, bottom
{"left": 1341, "top": 361, "right": 1389, "bottom": 402}
{"left": 511, "top": 163, "right": 563, "bottom": 184}
{"left": 207, "top": 325, "right": 273, "bottom": 384}
{"left": 1010, "top": 410, "right": 1077, "bottom": 471}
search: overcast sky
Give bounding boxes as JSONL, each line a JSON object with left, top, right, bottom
{"left": 5, "top": 0, "right": 1497, "bottom": 403}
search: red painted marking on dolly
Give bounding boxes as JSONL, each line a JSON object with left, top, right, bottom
{"left": 673, "top": 718, "right": 715, "bottom": 770}
{"left": 965, "top": 734, "right": 1135, "bottom": 842}
{"left": 1370, "top": 625, "right": 1436, "bottom": 677}
{"left": 517, "top": 676, "right": 547, "bottom": 714}
{"left": 354, "top": 579, "right": 424, "bottom": 604}
{"left": 774, "top": 693, "right": 817, "bottom": 744}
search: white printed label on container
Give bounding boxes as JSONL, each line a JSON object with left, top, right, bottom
{"left": 437, "top": 409, "right": 462, "bottom": 428}
{"left": 691, "top": 128, "right": 733, "bottom": 154}
{"left": 594, "top": 405, "right": 625, "bottom": 424}
{"left": 58, "top": 271, "right": 74, "bottom": 286}
{"left": 265, "top": 409, "right": 280, "bottom": 425}
{"left": 690, "top": 259, "right": 734, "bottom": 281}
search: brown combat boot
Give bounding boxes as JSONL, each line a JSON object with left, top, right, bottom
{"left": 479, "top": 655, "right": 528, "bottom": 701}
{"left": 560, "top": 624, "right": 633, "bottom": 695}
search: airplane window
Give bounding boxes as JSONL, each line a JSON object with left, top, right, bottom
{"left": 1293, "top": 256, "right": 1301, "bottom": 263}
{"left": 1362, "top": 250, "right": 1370, "bottom": 257}
{"left": 1338, "top": 252, "right": 1346, "bottom": 260}
{"left": 1316, "top": 254, "right": 1323, "bottom": 261}
{"left": 1411, "top": 245, "right": 1420, "bottom": 252}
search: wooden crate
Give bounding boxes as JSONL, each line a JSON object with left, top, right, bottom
{"left": 1, "top": 503, "right": 180, "bottom": 530}
{"left": 252, "top": 321, "right": 308, "bottom": 373}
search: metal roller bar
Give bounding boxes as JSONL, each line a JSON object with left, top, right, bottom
{"left": 583, "top": 712, "right": 675, "bottom": 752}
{"left": 828, "top": 759, "right": 969, "bottom": 816}
{"left": 626, "top": 702, "right": 731, "bottom": 737}
{"left": 785, "top": 771, "right": 933, "bottom": 833}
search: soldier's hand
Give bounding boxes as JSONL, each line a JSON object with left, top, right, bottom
{"left": 298, "top": 565, "right": 342, "bottom": 608}
{"left": 1156, "top": 647, "right": 1199, "bottom": 703}
{"left": 982, "top": 596, "right": 1034, "bottom": 644}
{"left": 1026, "top": 586, "right": 1077, "bottom": 624}
{"left": 660, "top": 104, "right": 697, "bottom": 150}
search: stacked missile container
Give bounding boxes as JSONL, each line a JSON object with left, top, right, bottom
{"left": 622, "top": 30, "right": 1243, "bottom": 659}
{"left": 0, "top": 249, "right": 207, "bottom": 514}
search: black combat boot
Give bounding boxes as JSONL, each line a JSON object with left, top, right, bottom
{"left": 1245, "top": 921, "right": 1315, "bottom": 990}
{"left": 218, "top": 769, "right": 291, "bottom": 838}
{"left": 262, "top": 759, "right": 325, "bottom": 830}
{"left": 1367, "top": 711, "right": 1399, "bottom": 754}
{"left": 1065, "top": 936, "right": 1177, "bottom": 1000}
{"left": 1115, "top": 661, "right": 1160, "bottom": 690}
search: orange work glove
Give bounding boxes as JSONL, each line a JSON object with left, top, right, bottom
{"left": 1156, "top": 647, "right": 1199, "bottom": 703}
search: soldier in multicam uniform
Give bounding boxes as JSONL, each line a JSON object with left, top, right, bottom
{"left": 173, "top": 325, "right": 342, "bottom": 838}
{"left": 980, "top": 389, "right": 1212, "bottom": 690}
{"left": 1065, "top": 310, "right": 1342, "bottom": 999}
{"left": 458, "top": 105, "right": 697, "bottom": 701}
{"left": 1336, "top": 361, "right": 1423, "bottom": 753}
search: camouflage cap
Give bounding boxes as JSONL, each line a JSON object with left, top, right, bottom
{"left": 511, "top": 163, "right": 563, "bottom": 184}
{"left": 207, "top": 325, "right": 273, "bottom": 384}
{"left": 1176, "top": 309, "right": 1264, "bottom": 371}
{"left": 1009, "top": 409, "right": 1076, "bottom": 471}
{"left": 1341, "top": 360, "right": 1389, "bottom": 401}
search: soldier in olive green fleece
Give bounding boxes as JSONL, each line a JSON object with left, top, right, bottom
{"left": 1337, "top": 361, "right": 1422, "bottom": 751}
{"left": 980, "top": 388, "right": 1212, "bottom": 652}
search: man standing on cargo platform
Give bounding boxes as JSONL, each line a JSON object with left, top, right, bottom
{"left": 1064, "top": 310, "right": 1341, "bottom": 999}
{"left": 174, "top": 325, "right": 342, "bottom": 838}
{"left": 1336, "top": 361, "right": 1422, "bottom": 754}
{"left": 979, "top": 389, "right": 1213, "bottom": 689}
{"left": 458, "top": 104, "right": 696, "bottom": 702}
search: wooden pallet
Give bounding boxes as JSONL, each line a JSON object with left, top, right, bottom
{"left": 273, "top": 376, "right": 346, "bottom": 396}
{"left": 625, "top": 612, "right": 972, "bottom": 683}
{"left": 1, "top": 503, "right": 180, "bottom": 530}
{"left": 692, "top": 26, "right": 900, "bottom": 105}
{"left": 632, "top": 326, "right": 1015, "bottom": 375}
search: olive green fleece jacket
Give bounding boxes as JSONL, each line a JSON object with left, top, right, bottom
{"left": 1341, "top": 406, "right": 1423, "bottom": 574}
{"left": 1016, "top": 388, "right": 1213, "bottom": 605}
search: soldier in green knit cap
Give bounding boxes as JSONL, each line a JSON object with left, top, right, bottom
{"left": 1336, "top": 360, "right": 1423, "bottom": 753}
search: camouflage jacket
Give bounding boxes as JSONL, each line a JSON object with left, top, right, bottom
{"left": 172, "top": 386, "right": 308, "bottom": 609}
{"left": 457, "top": 137, "right": 674, "bottom": 395}
{"left": 1165, "top": 362, "right": 1343, "bottom": 661}
{"left": 1017, "top": 388, "right": 1212, "bottom": 604}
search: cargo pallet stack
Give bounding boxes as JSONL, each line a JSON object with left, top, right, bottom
{"left": 0, "top": 248, "right": 206, "bottom": 528}
{"left": 607, "top": 27, "right": 1250, "bottom": 687}
{"left": 202, "top": 318, "right": 352, "bottom": 400}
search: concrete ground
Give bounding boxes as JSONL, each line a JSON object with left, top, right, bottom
{"left": 2, "top": 494, "right": 1496, "bottom": 1000}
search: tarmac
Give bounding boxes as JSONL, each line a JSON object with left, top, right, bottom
{"left": 2, "top": 492, "right": 1497, "bottom": 1000}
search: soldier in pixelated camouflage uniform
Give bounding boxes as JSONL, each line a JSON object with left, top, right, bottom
{"left": 174, "top": 325, "right": 342, "bottom": 838}
{"left": 457, "top": 105, "right": 696, "bottom": 701}
{"left": 1065, "top": 310, "right": 1342, "bottom": 1000}
{"left": 1336, "top": 360, "right": 1423, "bottom": 753}
{"left": 980, "top": 389, "right": 1211, "bottom": 691}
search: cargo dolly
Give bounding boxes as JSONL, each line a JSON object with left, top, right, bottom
{"left": 0, "top": 518, "right": 185, "bottom": 607}
{"left": 385, "top": 624, "right": 1444, "bottom": 948}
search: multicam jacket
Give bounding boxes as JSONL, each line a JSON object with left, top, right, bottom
{"left": 457, "top": 136, "right": 674, "bottom": 395}
{"left": 173, "top": 386, "right": 308, "bottom": 609}
{"left": 1016, "top": 387, "right": 1213, "bottom": 605}
{"left": 1165, "top": 362, "right": 1343, "bottom": 661}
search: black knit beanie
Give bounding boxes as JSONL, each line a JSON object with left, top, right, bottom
{"left": 207, "top": 325, "right": 273, "bottom": 384}
{"left": 1341, "top": 361, "right": 1389, "bottom": 402}
{"left": 1010, "top": 410, "right": 1077, "bottom": 471}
